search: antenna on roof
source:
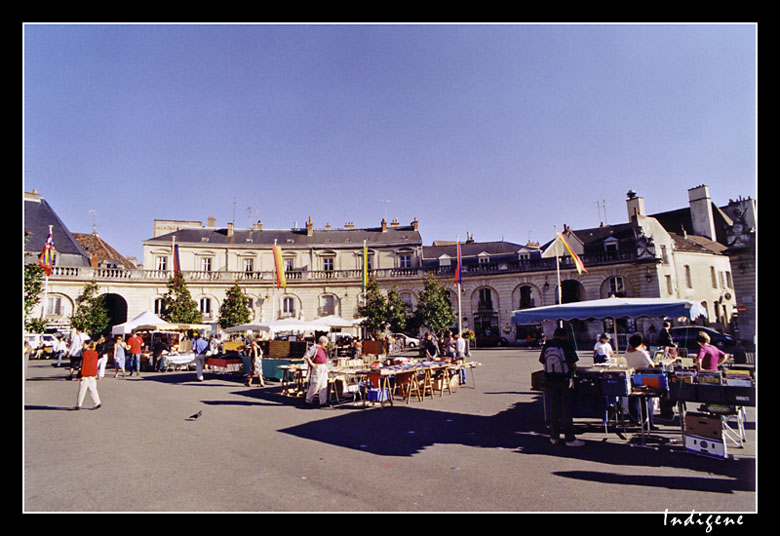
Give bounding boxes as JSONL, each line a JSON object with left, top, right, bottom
{"left": 88, "top": 209, "right": 98, "bottom": 234}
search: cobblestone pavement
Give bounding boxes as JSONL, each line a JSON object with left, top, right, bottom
{"left": 23, "top": 348, "right": 757, "bottom": 515}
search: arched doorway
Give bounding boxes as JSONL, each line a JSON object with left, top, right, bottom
{"left": 102, "top": 293, "right": 128, "bottom": 336}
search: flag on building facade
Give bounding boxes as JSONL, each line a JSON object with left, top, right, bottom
{"left": 172, "top": 243, "right": 182, "bottom": 277}
{"left": 556, "top": 232, "right": 587, "bottom": 274}
{"left": 273, "top": 243, "right": 286, "bottom": 288}
{"left": 362, "top": 241, "right": 368, "bottom": 292}
{"left": 454, "top": 241, "right": 462, "bottom": 286}
{"left": 37, "top": 228, "right": 54, "bottom": 276}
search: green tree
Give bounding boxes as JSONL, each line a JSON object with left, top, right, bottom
{"left": 24, "top": 263, "right": 46, "bottom": 333}
{"left": 413, "top": 273, "right": 457, "bottom": 337}
{"left": 160, "top": 275, "right": 202, "bottom": 324}
{"left": 70, "top": 281, "right": 110, "bottom": 339}
{"left": 356, "top": 276, "right": 389, "bottom": 337}
{"left": 218, "top": 281, "right": 252, "bottom": 329}
{"left": 386, "top": 286, "right": 409, "bottom": 334}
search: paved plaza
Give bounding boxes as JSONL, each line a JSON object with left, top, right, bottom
{"left": 23, "top": 348, "right": 757, "bottom": 514}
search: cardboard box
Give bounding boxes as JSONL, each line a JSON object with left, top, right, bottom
{"left": 685, "top": 434, "right": 727, "bottom": 459}
{"left": 685, "top": 412, "right": 723, "bottom": 440}
{"left": 601, "top": 375, "right": 631, "bottom": 396}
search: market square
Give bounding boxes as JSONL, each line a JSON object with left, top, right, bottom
{"left": 23, "top": 346, "right": 756, "bottom": 514}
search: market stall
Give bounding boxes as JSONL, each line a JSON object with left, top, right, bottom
{"left": 515, "top": 297, "right": 755, "bottom": 456}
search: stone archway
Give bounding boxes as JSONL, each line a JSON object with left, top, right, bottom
{"left": 102, "top": 293, "right": 128, "bottom": 335}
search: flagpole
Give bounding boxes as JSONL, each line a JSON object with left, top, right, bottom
{"left": 40, "top": 225, "right": 53, "bottom": 321}
{"left": 273, "top": 239, "right": 278, "bottom": 321}
{"left": 456, "top": 235, "right": 462, "bottom": 336}
{"left": 554, "top": 225, "right": 562, "bottom": 305}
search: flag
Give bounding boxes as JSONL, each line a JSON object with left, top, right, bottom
{"left": 454, "top": 241, "right": 462, "bottom": 286}
{"left": 273, "top": 243, "right": 286, "bottom": 288}
{"left": 361, "top": 241, "right": 368, "bottom": 292}
{"left": 556, "top": 232, "right": 587, "bottom": 274}
{"left": 172, "top": 243, "right": 182, "bottom": 277}
{"left": 37, "top": 229, "right": 54, "bottom": 276}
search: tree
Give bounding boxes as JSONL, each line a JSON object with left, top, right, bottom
{"left": 24, "top": 263, "right": 46, "bottom": 333}
{"left": 386, "top": 286, "right": 409, "bottom": 334}
{"left": 356, "top": 276, "right": 389, "bottom": 338}
{"left": 160, "top": 275, "right": 202, "bottom": 324}
{"left": 218, "top": 281, "right": 252, "bottom": 329}
{"left": 413, "top": 273, "right": 457, "bottom": 337}
{"left": 70, "top": 281, "right": 110, "bottom": 339}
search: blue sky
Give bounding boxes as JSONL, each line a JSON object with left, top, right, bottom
{"left": 23, "top": 23, "right": 757, "bottom": 262}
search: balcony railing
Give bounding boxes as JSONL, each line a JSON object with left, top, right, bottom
{"left": 46, "top": 248, "right": 650, "bottom": 284}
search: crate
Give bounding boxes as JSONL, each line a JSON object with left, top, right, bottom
{"left": 685, "top": 434, "right": 728, "bottom": 459}
{"left": 601, "top": 374, "right": 631, "bottom": 396}
{"left": 366, "top": 388, "right": 390, "bottom": 402}
{"left": 669, "top": 379, "right": 698, "bottom": 402}
{"left": 695, "top": 384, "right": 726, "bottom": 404}
{"left": 724, "top": 385, "right": 755, "bottom": 406}
{"left": 632, "top": 372, "right": 668, "bottom": 393}
{"left": 684, "top": 412, "right": 723, "bottom": 440}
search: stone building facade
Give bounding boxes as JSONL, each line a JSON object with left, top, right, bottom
{"left": 25, "top": 184, "right": 754, "bottom": 348}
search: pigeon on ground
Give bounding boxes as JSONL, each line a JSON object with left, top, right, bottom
{"left": 187, "top": 410, "right": 202, "bottom": 420}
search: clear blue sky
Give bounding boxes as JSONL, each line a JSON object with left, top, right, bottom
{"left": 23, "top": 23, "right": 756, "bottom": 262}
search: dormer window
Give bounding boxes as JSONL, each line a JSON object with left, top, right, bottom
{"left": 478, "top": 252, "right": 490, "bottom": 264}
{"left": 438, "top": 254, "right": 451, "bottom": 267}
{"left": 603, "top": 237, "right": 618, "bottom": 253}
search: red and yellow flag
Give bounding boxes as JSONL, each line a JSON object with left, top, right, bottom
{"left": 556, "top": 232, "right": 587, "bottom": 274}
{"left": 37, "top": 228, "right": 55, "bottom": 276}
{"left": 273, "top": 243, "right": 286, "bottom": 288}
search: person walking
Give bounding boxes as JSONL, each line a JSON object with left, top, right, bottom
{"left": 192, "top": 332, "right": 209, "bottom": 382}
{"left": 126, "top": 332, "right": 144, "bottom": 377}
{"left": 539, "top": 327, "right": 584, "bottom": 447}
{"left": 72, "top": 341, "right": 101, "bottom": 410}
{"left": 113, "top": 335, "right": 128, "bottom": 378}
{"left": 66, "top": 327, "right": 88, "bottom": 381}
{"left": 95, "top": 335, "right": 108, "bottom": 379}
{"left": 246, "top": 335, "right": 266, "bottom": 387}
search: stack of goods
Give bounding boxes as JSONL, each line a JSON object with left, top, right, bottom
{"left": 668, "top": 368, "right": 697, "bottom": 401}
{"left": 696, "top": 370, "right": 725, "bottom": 404}
{"left": 268, "top": 340, "right": 291, "bottom": 358}
{"left": 723, "top": 368, "right": 755, "bottom": 406}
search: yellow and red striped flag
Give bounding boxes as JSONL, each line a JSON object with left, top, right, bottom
{"left": 556, "top": 232, "right": 587, "bottom": 274}
{"left": 273, "top": 243, "right": 286, "bottom": 288}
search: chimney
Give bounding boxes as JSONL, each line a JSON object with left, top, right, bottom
{"left": 411, "top": 217, "right": 419, "bottom": 231}
{"left": 227, "top": 222, "right": 234, "bottom": 237}
{"left": 306, "top": 216, "right": 313, "bottom": 237}
{"left": 626, "top": 190, "right": 645, "bottom": 221}
{"left": 390, "top": 218, "right": 400, "bottom": 227}
{"left": 381, "top": 218, "right": 387, "bottom": 232}
{"left": 207, "top": 216, "right": 216, "bottom": 228}
{"left": 344, "top": 221, "right": 355, "bottom": 229}
{"left": 688, "top": 184, "right": 716, "bottom": 240}
{"left": 254, "top": 220, "right": 263, "bottom": 231}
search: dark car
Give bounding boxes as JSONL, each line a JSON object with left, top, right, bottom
{"left": 668, "top": 326, "right": 736, "bottom": 353}
{"left": 475, "top": 334, "right": 508, "bottom": 347}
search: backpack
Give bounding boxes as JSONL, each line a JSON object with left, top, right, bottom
{"left": 541, "top": 344, "right": 570, "bottom": 375}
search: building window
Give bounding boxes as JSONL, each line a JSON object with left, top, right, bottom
{"left": 156, "top": 256, "right": 168, "bottom": 271}
{"left": 319, "top": 295, "right": 336, "bottom": 316}
{"left": 665, "top": 275, "right": 673, "bottom": 295}
{"left": 201, "top": 257, "right": 212, "bottom": 272}
{"left": 46, "top": 295, "right": 62, "bottom": 316}
{"left": 323, "top": 257, "right": 334, "bottom": 271}
{"left": 284, "top": 257, "right": 295, "bottom": 272}
{"left": 684, "top": 265, "right": 692, "bottom": 288}
{"left": 154, "top": 298, "right": 164, "bottom": 315}
{"left": 199, "top": 298, "right": 212, "bottom": 318}
{"left": 710, "top": 266, "right": 718, "bottom": 289}
{"left": 400, "top": 291, "right": 414, "bottom": 313}
{"left": 399, "top": 254, "right": 412, "bottom": 269}
{"left": 438, "top": 255, "right": 451, "bottom": 267}
{"left": 725, "top": 271, "right": 733, "bottom": 289}
{"left": 282, "top": 297, "right": 295, "bottom": 318}
{"left": 478, "top": 288, "right": 493, "bottom": 310}
{"left": 478, "top": 253, "right": 490, "bottom": 264}
{"left": 608, "top": 276, "right": 625, "bottom": 297}
{"left": 243, "top": 258, "right": 254, "bottom": 272}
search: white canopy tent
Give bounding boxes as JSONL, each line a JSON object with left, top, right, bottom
{"left": 111, "top": 311, "right": 167, "bottom": 336}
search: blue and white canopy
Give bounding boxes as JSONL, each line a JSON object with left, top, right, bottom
{"left": 511, "top": 297, "right": 707, "bottom": 324}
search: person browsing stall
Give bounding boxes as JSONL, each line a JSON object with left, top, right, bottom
{"left": 539, "top": 327, "right": 584, "bottom": 447}
{"left": 192, "top": 332, "right": 209, "bottom": 382}
{"left": 304, "top": 336, "right": 330, "bottom": 407}
{"left": 592, "top": 333, "right": 615, "bottom": 364}
{"left": 695, "top": 331, "right": 728, "bottom": 371}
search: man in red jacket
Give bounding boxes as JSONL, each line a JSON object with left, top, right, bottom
{"left": 72, "top": 341, "right": 102, "bottom": 410}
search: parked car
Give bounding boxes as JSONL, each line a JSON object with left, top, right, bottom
{"left": 392, "top": 333, "right": 420, "bottom": 348}
{"left": 475, "top": 334, "right": 508, "bottom": 347}
{"left": 668, "top": 326, "right": 736, "bottom": 353}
